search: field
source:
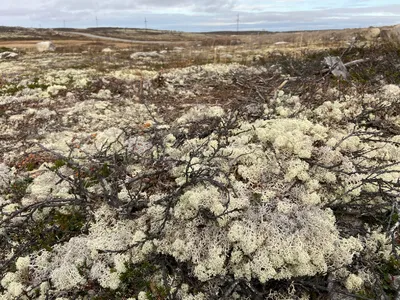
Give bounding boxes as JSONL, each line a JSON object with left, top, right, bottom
{"left": 1, "top": 25, "right": 400, "bottom": 299}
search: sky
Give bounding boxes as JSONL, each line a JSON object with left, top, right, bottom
{"left": 1, "top": 0, "right": 400, "bottom": 32}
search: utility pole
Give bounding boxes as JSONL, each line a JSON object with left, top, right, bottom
{"left": 96, "top": 15, "right": 98, "bottom": 27}
{"left": 145, "top": 18, "right": 147, "bottom": 31}
{"left": 236, "top": 14, "right": 239, "bottom": 35}
{"left": 63, "top": 20, "right": 66, "bottom": 28}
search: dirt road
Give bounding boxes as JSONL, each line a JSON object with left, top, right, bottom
{"left": 63, "top": 31, "right": 176, "bottom": 44}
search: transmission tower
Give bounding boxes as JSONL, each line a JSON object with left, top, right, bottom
{"left": 236, "top": 14, "right": 239, "bottom": 34}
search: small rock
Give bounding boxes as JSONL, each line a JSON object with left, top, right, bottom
{"left": 220, "top": 53, "right": 233, "bottom": 59}
{"left": 381, "top": 25, "right": 400, "bottom": 43}
{"left": 36, "top": 41, "right": 56, "bottom": 52}
{"left": 230, "top": 40, "right": 241, "bottom": 45}
{"left": 364, "top": 27, "right": 381, "bottom": 40}
{"left": 0, "top": 52, "right": 18, "bottom": 59}
{"left": 130, "top": 51, "right": 163, "bottom": 59}
{"left": 173, "top": 47, "right": 185, "bottom": 52}
{"left": 102, "top": 48, "right": 113, "bottom": 53}
{"left": 324, "top": 56, "right": 349, "bottom": 80}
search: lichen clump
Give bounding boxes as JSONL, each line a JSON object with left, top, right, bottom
{"left": 1, "top": 48, "right": 400, "bottom": 299}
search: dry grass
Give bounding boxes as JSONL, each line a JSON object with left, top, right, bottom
{"left": 0, "top": 24, "right": 392, "bottom": 52}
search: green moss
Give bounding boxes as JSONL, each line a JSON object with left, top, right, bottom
{"left": 120, "top": 261, "right": 169, "bottom": 300}
{"left": 27, "top": 78, "right": 49, "bottom": 90}
{"left": 97, "top": 163, "right": 111, "bottom": 178}
{"left": 92, "top": 261, "right": 169, "bottom": 300}
{"left": 380, "top": 256, "right": 400, "bottom": 276}
{"left": 81, "top": 163, "right": 112, "bottom": 187}
{"left": 25, "top": 162, "right": 36, "bottom": 172}
{"left": 384, "top": 70, "right": 400, "bottom": 85}
{"left": 119, "top": 261, "right": 156, "bottom": 291}
{"left": 350, "top": 67, "right": 377, "bottom": 84}
{"left": 0, "top": 77, "right": 49, "bottom": 96}
{"left": 69, "top": 63, "right": 91, "bottom": 69}
{"left": 50, "top": 159, "right": 67, "bottom": 171}
{"left": 0, "top": 84, "right": 23, "bottom": 96}
{"left": 9, "top": 177, "right": 34, "bottom": 201}
{"left": 375, "top": 256, "right": 400, "bottom": 298}
{"left": 391, "top": 213, "right": 399, "bottom": 224}
{"left": 356, "top": 289, "right": 376, "bottom": 298}
{"left": 29, "top": 208, "right": 86, "bottom": 251}
{"left": 252, "top": 192, "right": 262, "bottom": 203}
{"left": 0, "top": 47, "right": 13, "bottom": 53}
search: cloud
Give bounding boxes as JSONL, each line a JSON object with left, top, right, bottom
{"left": 0, "top": 0, "right": 399, "bottom": 31}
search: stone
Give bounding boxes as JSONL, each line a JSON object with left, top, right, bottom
{"left": 230, "top": 39, "right": 241, "bottom": 45}
{"left": 36, "top": 41, "right": 56, "bottom": 52}
{"left": 130, "top": 51, "right": 163, "bottom": 59}
{"left": 324, "top": 56, "right": 349, "bottom": 80}
{"left": 0, "top": 52, "right": 18, "bottom": 59}
{"left": 364, "top": 27, "right": 381, "bottom": 40}
{"left": 274, "top": 41, "right": 289, "bottom": 45}
{"left": 220, "top": 53, "right": 233, "bottom": 59}
{"left": 381, "top": 25, "right": 400, "bottom": 43}
{"left": 102, "top": 48, "right": 113, "bottom": 53}
{"left": 173, "top": 47, "right": 185, "bottom": 52}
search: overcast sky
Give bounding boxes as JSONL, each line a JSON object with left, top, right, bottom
{"left": 1, "top": 0, "right": 400, "bottom": 32}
